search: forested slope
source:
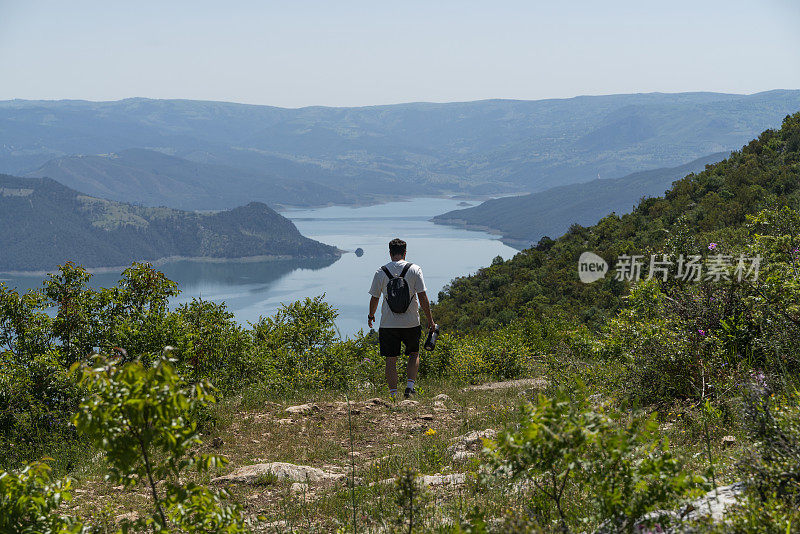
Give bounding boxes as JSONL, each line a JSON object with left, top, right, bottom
{"left": 433, "top": 112, "right": 800, "bottom": 331}
{"left": 0, "top": 175, "right": 339, "bottom": 271}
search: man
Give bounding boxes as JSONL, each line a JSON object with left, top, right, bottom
{"left": 368, "top": 238, "right": 435, "bottom": 400}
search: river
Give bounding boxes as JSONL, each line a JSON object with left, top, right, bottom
{"left": 1, "top": 198, "right": 517, "bottom": 337}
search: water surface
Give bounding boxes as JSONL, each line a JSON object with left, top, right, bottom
{"left": 2, "top": 198, "right": 516, "bottom": 337}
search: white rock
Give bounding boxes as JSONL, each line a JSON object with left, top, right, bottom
{"left": 212, "top": 462, "right": 344, "bottom": 485}
{"left": 286, "top": 403, "right": 318, "bottom": 415}
{"left": 464, "top": 378, "right": 548, "bottom": 391}
{"left": 290, "top": 482, "right": 309, "bottom": 493}
{"left": 398, "top": 399, "right": 419, "bottom": 408}
{"left": 433, "top": 394, "right": 452, "bottom": 402}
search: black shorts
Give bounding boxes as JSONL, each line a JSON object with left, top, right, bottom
{"left": 378, "top": 326, "right": 422, "bottom": 357}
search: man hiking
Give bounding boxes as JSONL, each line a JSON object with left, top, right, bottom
{"left": 368, "top": 238, "right": 435, "bottom": 400}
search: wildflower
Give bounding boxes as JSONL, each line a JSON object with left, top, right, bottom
{"left": 708, "top": 242, "right": 718, "bottom": 251}
{"left": 698, "top": 328, "right": 706, "bottom": 336}
{"left": 424, "top": 428, "right": 436, "bottom": 436}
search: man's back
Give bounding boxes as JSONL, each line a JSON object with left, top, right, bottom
{"left": 369, "top": 259, "right": 426, "bottom": 328}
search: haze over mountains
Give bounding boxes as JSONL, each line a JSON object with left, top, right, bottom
{"left": 0, "top": 174, "right": 338, "bottom": 271}
{"left": 2, "top": 90, "right": 800, "bottom": 210}
{"left": 432, "top": 152, "right": 729, "bottom": 248}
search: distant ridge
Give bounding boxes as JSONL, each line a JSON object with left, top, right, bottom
{"left": 0, "top": 174, "right": 339, "bottom": 272}
{"left": 1, "top": 91, "right": 798, "bottom": 207}
{"left": 26, "top": 148, "right": 353, "bottom": 210}
{"left": 433, "top": 152, "right": 729, "bottom": 248}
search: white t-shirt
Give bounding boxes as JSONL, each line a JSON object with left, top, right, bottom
{"left": 368, "top": 260, "right": 427, "bottom": 328}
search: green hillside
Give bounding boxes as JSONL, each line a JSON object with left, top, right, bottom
{"left": 433, "top": 112, "right": 800, "bottom": 332}
{"left": 0, "top": 174, "right": 339, "bottom": 271}
{"left": 432, "top": 152, "right": 728, "bottom": 248}
{"left": 27, "top": 149, "right": 355, "bottom": 210}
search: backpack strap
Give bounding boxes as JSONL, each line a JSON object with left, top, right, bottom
{"left": 399, "top": 262, "right": 413, "bottom": 278}
{"left": 381, "top": 266, "right": 394, "bottom": 279}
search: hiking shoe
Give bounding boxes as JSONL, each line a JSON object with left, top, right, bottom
{"left": 404, "top": 387, "right": 415, "bottom": 399}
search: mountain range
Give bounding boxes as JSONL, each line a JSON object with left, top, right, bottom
{"left": 0, "top": 174, "right": 339, "bottom": 272}
{"left": 432, "top": 152, "right": 728, "bottom": 248}
{"left": 2, "top": 91, "right": 800, "bottom": 210}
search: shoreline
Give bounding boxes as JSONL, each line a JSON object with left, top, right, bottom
{"left": 0, "top": 251, "right": 344, "bottom": 278}
{"left": 430, "top": 217, "right": 530, "bottom": 250}
{"left": 276, "top": 192, "right": 529, "bottom": 214}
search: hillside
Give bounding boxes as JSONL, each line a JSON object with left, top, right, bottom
{"left": 433, "top": 112, "right": 800, "bottom": 332}
{"left": 2, "top": 91, "right": 799, "bottom": 204}
{"left": 26, "top": 149, "right": 353, "bottom": 210}
{"left": 432, "top": 152, "right": 728, "bottom": 248}
{"left": 0, "top": 174, "right": 339, "bottom": 271}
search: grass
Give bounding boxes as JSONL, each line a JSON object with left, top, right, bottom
{"left": 61, "top": 363, "right": 754, "bottom": 532}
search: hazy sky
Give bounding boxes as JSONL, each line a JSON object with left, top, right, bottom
{"left": 1, "top": 0, "right": 798, "bottom": 108}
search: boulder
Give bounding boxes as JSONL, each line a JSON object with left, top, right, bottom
{"left": 286, "top": 403, "right": 319, "bottom": 415}
{"left": 212, "top": 462, "right": 344, "bottom": 485}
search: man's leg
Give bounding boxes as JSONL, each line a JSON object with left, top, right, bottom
{"left": 406, "top": 352, "right": 420, "bottom": 381}
{"left": 385, "top": 356, "right": 399, "bottom": 397}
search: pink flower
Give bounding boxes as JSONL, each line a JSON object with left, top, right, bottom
{"left": 708, "top": 243, "right": 717, "bottom": 251}
{"left": 698, "top": 328, "right": 706, "bottom": 336}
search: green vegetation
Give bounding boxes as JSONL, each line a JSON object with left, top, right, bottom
{"left": 0, "top": 175, "right": 339, "bottom": 271}
{"left": 2, "top": 114, "right": 800, "bottom": 531}
{"left": 433, "top": 152, "right": 727, "bottom": 248}
{"left": 434, "top": 112, "right": 800, "bottom": 333}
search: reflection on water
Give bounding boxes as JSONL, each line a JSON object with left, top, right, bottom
{"left": 2, "top": 197, "right": 517, "bottom": 337}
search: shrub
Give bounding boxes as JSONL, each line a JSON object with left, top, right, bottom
{"left": 71, "top": 356, "right": 247, "bottom": 532}
{"left": 485, "top": 386, "right": 705, "bottom": 532}
{"left": 0, "top": 460, "right": 84, "bottom": 533}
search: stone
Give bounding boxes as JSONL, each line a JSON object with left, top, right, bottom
{"left": 419, "top": 414, "right": 434, "bottom": 421}
{"left": 418, "top": 473, "right": 467, "bottom": 487}
{"left": 398, "top": 399, "right": 419, "bottom": 408}
{"left": 432, "top": 394, "right": 452, "bottom": 402}
{"left": 212, "top": 462, "right": 344, "bottom": 485}
{"left": 115, "top": 511, "right": 139, "bottom": 522}
{"left": 452, "top": 451, "right": 475, "bottom": 462}
{"left": 433, "top": 401, "right": 449, "bottom": 412}
{"left": 286, "top": 403, "right": 319, "bottom": 415}
{"left": 365, "top": 397, "right": 390, "bottom": 407}
{"left": 721, "top": 435, "right": 736, "bottom": 448}
{"left": 464, "top": 378, "right": 549, "bottom": 392}
{"left": 683, "top": 483, "right": 745, "bottom": 522}
{"left": 291, "top": 482, "right": 309, "bottom": 494}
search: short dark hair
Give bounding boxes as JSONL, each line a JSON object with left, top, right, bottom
{"left": 389, "top": 238, "right": 407, "bottom": 257}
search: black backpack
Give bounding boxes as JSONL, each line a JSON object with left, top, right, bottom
{"left": 381, "top": 263, "right": 413, "bottom": 313}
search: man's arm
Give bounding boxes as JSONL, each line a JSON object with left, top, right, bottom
{"left": 417, "top": 291, "right": 435, "bottom": 330}
{"left": 368, "top": 296, "right": 380, "bottom": 329}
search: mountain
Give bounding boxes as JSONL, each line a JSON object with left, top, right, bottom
{"left": 432, "top": 152, "right": 728, "bottom": 248}
{"left": 0, "top": 174, "right": 339, "bottom": 272}
{"left": 26, "top": 148, "right": 353, "bottom": 210}
{"left": 2, "top": 91, "right": 799, "bottom": 205}
{"left": 432, "top": 112, "right": 800, "bottom": 332}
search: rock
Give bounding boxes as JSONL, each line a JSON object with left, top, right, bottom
{"left": 291, "top": 482, "right": 309, "bottom": 494}
{"left": 452, "top": 451, "right": 475, "bottom": 462}
{"left": 276, "top": 418, "right": 294, "bottom": 425}
{"left": 398, "top": 399, "right": 419, "bottom": 408}
{"left": 212, "top": 462, "right": 345, "bottom": 485}
{"left": 365, "top": 397, "right": 391, "bottom": 407}
{"left": 448, "top": 429, "right": 497, "bottom": 461}
{"left": 433, "top": 394, "right": 452, "bottom": 402}
{"left": 286, "top": 403, "right": 319, "bottom": 415}
{"left": 419, "top": 414, "right": 434, "bottom": 421}
{"left": 721, "top": 435, "right": 736, "bottom": 448}
{"left": 464, "top": 377, "right": 549, "bottom": 391}
{"left": 419, "top": 473, "right": 467, "bottom": 486}
{"left": 683, "top": 483, "right": 745, "bottom": 522}
{"left": 115, "top": 511, "right": 139, "bottom": 523}
{"left": 433, "top": 401, "right": 449, "bottom": 412}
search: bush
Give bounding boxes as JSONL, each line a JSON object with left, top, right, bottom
{"left": 0, "top": 460, "right": 85, "bottom": 533}
{"left": 71, "top": 356, "right": 247, "bottom": 532}
{"left": 485, "top": 385, "right": 705, "bottom": 532}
